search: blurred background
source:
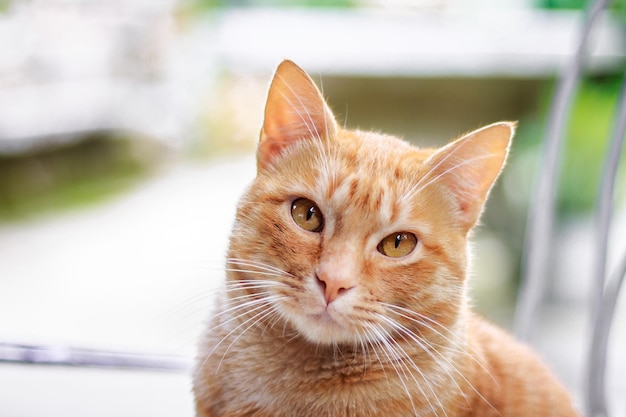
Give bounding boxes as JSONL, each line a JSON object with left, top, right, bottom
{"left": 0, "top": 0, "right": 625, "bottom": 416}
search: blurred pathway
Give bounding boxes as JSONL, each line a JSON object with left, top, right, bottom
{"left": 0, "top": 155, "right": 255, "bottom": 356}
{"left": 0, "top": 155, "right": 255, "bottom": 417}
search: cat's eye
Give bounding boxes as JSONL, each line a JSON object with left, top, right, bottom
{"left": 291, "top": 198, "right": 324, "bottom": 232}
{"left": 377, "top": 232, "right": 418, "bottom": 258}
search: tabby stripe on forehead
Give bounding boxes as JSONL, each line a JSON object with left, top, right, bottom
{"left": 389, "top": 199, "right": 402, "bottom": 224}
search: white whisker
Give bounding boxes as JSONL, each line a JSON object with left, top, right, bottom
{"left": 381, "top": 303, "right": 498, "bottom": 413}
{"left": 226, "top": 258, "right": 295, "bottom": 277}
{"left": 366, "top": 325, "right": 427, "bottom": 417}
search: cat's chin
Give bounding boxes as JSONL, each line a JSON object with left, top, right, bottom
{"left": 288, "top": 310, "right": 364, "bottom": 346}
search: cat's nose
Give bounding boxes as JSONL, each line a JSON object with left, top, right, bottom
{"left": 316, "top": 272, "right": 356, "bottom": 305}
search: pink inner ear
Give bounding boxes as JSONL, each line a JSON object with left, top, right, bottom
{"left": 426, "top": 122, "right": 514, "bottom": 231}
{"left": 258, "top": 60, "right": 337, "bottom": 169}
{"left": 258, "top": 128, "right": 293, "bottom": 165}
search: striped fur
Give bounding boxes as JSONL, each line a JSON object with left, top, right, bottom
{"left": 193, "top": 60, "right": 580, "bottom": 417}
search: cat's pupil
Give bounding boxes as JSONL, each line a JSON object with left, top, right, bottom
{"left": 395, "top": 234, "right": 402, "bottom": 248}
{"left": 306, "top": 206, "right": 315, "bottom": 221}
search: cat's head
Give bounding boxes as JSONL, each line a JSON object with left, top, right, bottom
{"left": 226, "top": 60, "right": 514, "bottom": 347}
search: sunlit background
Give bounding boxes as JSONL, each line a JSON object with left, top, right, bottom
{"left": 0, "top": 0, "right": 625, "bottom": 416}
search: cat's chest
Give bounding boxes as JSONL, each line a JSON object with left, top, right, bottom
{"left": 251, "top": 337, "right": 386, "bottom": 388}
{"left": 238, "top": 355, "right": 400, "bottom": 417}
{"left": 226, "top": 337, "right": 422, "bottom": 409}
{"left": 301, "top": 349, "right": 372, "bottom": 378}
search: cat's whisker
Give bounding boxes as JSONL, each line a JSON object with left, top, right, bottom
{"left": 208, "top": 296, "right": 275, "bottom": 331}
{"left": 219, "top": 290, "right": 272, "bottom": 306}
{"left": 380, "top": 304, "right": 499, "bottom": 413}
{"left": 224, "top": 263, "right": 289, "bottom": 276}
{"left": 221, "top": 279, "right": 289, "bottom": 297}
{"left": 195, "top": 293, "right": 287, "bottom": 378}
{"left": 216, "top": 298, "right": 286, "bottom": 372}
{"left": 224, "top": 268, "right": 289, "bottom": 278}
{"left": 361, "top": 327, "right": 392, "bottom": 388}
{"left": 382, "top": 303, "right": 481, "bottom": 370}
{"left": 174, "top": 278, "right": 286, "bottom": 322}
{"left": 211, "top": 308, "right": 276, "bottom": 374}
{"left": 168, "top": 289, "right": 218, "bottom": 317}
{"left": 207, "top": 292, "right": 284, "bottom": 333}
{"left": 260, "top": 303, "right": 291, "bottom": 337}
{"left": 225, "top": 258, "right": 295, "bottom": 277}
{"left": 381, "top": 304, "right": 475, "bottom": 360}
{"left": 375, "top": 318, "right": 450, "bottom": 417}
{"left": 377, "top": 314, "right": 462, "bottom": 408}
{"left": 381, "top": 303, "right": 458, "bottom": 346}
{"left": 382, "top": 303, "right": 494, "bottom": 380}
{"left": 366, "top": 329, "right": 446, "bottom": 417}
{"left": 222, "top": 285, "right": 280, "bottom": 295}
{"left": 373, "top": 328, "right": 428, "bottom": 416}
{"left": 356, "top": 333, "right": 370, "bottom": 376}
{"left": 366, "top": 324, "right": 429, "bottom": 417}
{"left": 223, "top": 278, "right": 286, "bottom": 286}
{"left": 398, "top": 323, "right": 497, "bottom": 415}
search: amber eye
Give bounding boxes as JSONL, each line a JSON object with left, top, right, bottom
{"left": 377, "top": 232, "right": 418, "bottom": 258}
{"left": 291, "top": 198, "right": 324, "bottom": 232}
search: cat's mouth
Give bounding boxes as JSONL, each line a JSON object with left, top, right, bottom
{"left": 308, "top": 311, "right": 341, "bottom": 326}
{"left": 278, "top": 284, "right": 363, "bottom": 344}
{"left": 291, "top": 309, "right": 360, "bottom": 345}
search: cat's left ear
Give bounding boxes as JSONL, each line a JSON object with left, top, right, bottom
{"left": 425, "top": 122, "right": 515, "bottom": 232}
{"left": 258, "top": 60, "right": 338, "bottom": 170}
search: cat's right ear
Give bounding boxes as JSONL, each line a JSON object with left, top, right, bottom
{"left": 423, "top": 122, "right": 515, "bottom": 233}
{"left": 258, "top": 60, "right": 338, "bottom": 170}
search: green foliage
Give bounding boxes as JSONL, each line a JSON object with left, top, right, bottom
{"left": 540, "top": 0, "right": 587, "bottom": 9}
{"left": 539, "top": 0, "right": 626, "bottom": 10}
{"left": 558, "top": 76, "right": 624, "bottom": 215}
{"left": 0, "top": 135, "right": 163, "bottom": 222}
{"left": 537, "top": 0, "right": 626, "bottom": 22}
{"left": 506, "top": 75, "right": 625, "bottom": 217}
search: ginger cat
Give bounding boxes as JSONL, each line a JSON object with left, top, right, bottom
{"left": 193, "top": 60, "right": 580, "bottom": 417}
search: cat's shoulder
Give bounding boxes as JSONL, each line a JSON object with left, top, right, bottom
{"left": 466, "top": 313, "right": 581, "bottom": 417}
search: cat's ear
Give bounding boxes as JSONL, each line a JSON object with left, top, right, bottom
{"left": 425, "top": 122, "right": 515, "bottom": 232}
{"left": 258, "top": 60, "right": 338, "bottom": 169}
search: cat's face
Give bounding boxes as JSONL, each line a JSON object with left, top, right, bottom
{"left": 225, "top": 60, "right": 514, "bottom": 347}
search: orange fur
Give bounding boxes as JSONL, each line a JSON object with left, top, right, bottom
{"left": 193, "top": 60, "right": 580, "bottom": 417}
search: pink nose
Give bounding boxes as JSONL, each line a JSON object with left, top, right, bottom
{"left": 316, "top": 273, "right": 356, "bottom": 305}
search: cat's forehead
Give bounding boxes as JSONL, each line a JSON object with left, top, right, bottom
{"left": 313, "top": 131, "right": 434, "bottom": 233}
{"left": 330, "top": 130, "right": 433, "bottom": 189}
{"left": 339, "top": 130, "right": 432, "bottom": 163}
